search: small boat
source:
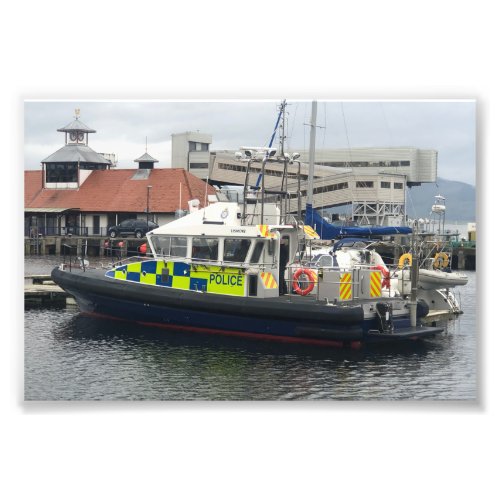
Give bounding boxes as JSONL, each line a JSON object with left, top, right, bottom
{"left": 413, "top": 268, "right": 468, "bottom": 290}
{"left": 51, "top": 102, "right": 444, "bottom": 348}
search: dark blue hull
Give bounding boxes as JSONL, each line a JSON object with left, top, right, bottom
{"left": 52, "top": 267, "right": 443, "bottom": 347}
{"left": 68, "top": 287, "right": 365, "bottom": 347}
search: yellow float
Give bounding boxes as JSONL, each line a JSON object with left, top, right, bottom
{"left": 433, "top": 252, "right": 449, "bottom": 269}
{"left": 398, "top": 253, "right": 412, "bottom": 269}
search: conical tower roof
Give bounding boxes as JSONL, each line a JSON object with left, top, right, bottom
{"left": 134, "top": 152, "right": 158, "bottom": 163}
{"left": 57, "top": 118, "right": 96, "bottom": 133}
{"left": 42, "top": 144, "right": 111, "bottom": 164}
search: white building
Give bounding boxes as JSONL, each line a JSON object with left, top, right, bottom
{"left": 209, "top": 147, "right": 438, "bottom": 226}
{"left": 170, "top": 129, "right": 439, "bottom": 226}
{"left": 171, "top": 131, "right": 212, "bottom": 179}
{"left": 299, "top": 147, "right": 437, "bottom": 187}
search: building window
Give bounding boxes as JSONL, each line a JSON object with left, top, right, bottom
{"left": 394, "top": 182, "right": 404, "bottom": 189}
{"left": 92, "top": 215, "right": 100, "bottom": 235}
{"left": 45, "top": 163, "right": 78, "bottom": 183}
{"left": 356, "top": 181, "right": 374, "bottom": 188}
{"left": 190, "top": 163, "right": 209, "bottom": 169}
{"left": 188, "top": 141, "right": 209, "bottom": 152}
{"left": 290, "top": 181, "right": 348, "bottom": 199}
{"left": 218, "top": 162, "right": 311, "bottom": 180}
{"left": 320, "top": 160, "right": 410, "bottom": 168}
{"left": 313, "top": 182, "right": 349, "bottom": 194}
{"left": 381, "top": 181, "right": 391, "bottom": 189}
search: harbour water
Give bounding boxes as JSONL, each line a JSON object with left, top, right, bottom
{"left": 24, "top": 256, "right": 477, "bottom": 400}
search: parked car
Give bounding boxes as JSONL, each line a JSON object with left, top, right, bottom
{"left": 108, "top": 219, "right": 159, "bottom": 238}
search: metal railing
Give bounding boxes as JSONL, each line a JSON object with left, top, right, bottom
{"left": 26, "top": 226, "right": 111, "bottom": 237}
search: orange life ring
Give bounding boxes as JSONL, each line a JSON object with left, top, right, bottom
{"left": 372, "top": 265, "right": 391, "bottom": 289}
{"left": 292, "top": 268, "right": 316, "bottom": 296}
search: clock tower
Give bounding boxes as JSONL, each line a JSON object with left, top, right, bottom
{"left": 58, "top": 108, "right": 95, "bottom": 146}
{"left": 41, "top": 110, "right": 111, "bottom": 188}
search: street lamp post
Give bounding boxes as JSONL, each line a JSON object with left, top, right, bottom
{"left": 146, "top": 185, "right": 152, "bottom": 224}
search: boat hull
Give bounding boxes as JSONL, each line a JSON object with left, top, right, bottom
{"left": 52, "top": 267, "right": 443, "bottom": 347}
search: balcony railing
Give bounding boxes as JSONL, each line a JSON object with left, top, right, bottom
{"left": 25, "top": 226, "right": 111, "bottom": 237}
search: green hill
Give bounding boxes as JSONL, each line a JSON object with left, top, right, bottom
{"left": 406, "top": 177, "right": 476, "bottom": 222}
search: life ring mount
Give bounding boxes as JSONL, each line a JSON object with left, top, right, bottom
{"left": 292, "top": 268, "right": 316, "bottom": 296}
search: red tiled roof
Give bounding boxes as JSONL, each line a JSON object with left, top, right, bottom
{"left": 24, "top": 168, "right": 216, "bottom": 213}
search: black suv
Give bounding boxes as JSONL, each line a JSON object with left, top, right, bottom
{"left": 108, "top": 219, "right": 159, "bottom": 238}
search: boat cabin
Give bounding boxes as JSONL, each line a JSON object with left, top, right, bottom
{"left": 144, "top": 202, "right": 299, "bottom": 299}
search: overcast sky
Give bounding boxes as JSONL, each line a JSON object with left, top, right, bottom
{"left": 24, "top": 100, "right": 476, "bottom": 186}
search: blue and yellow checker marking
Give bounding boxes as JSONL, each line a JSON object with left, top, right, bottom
{"left": 106, "top": 260, "right": 246, "bottom": 296}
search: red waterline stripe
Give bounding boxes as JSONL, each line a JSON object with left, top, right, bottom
{"left": 82, "top": 311, "right": 351, "bottom": 348}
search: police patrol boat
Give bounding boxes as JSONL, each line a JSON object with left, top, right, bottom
{"left": 51, "top": 102, "right": 443, "bottom": 347}
{"left": 51, "top": 199, "right": 443, "bottom": 347}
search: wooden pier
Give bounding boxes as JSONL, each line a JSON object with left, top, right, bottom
{"left": 24, "top": 274, "right": 73, "bottom": 307}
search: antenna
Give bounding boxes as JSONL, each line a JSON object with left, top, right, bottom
{"left": 278, "top": 100, "right": 287, "bottom": 157}
{"left": 255, "top": 100, "right": 286, "bottom": 189}
{"left": 307, "top": 101, "right": 317, "bottom": 208}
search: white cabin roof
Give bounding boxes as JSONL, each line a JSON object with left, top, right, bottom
{"left": 149, "top": 202, "right": 291, "bottom": 238}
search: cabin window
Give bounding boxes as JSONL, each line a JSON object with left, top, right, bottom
{"left": 223, "top": 239, "right": 251, "bottom": 263}
{"left": 267, "top": 239, "right": 276, "bottom": 256}
{"left": 250, "top": 241, "right": 265, "bottom": 264}
{"left": 192, "top": 237, "right": 219, "bottom": 261}
{"left": 381, "top": 181, "right": 391, "bottom": 189}
{"left": 151, "top": 236, "right": 188, "bottom": 257}
{"left": 394, "top": 182, "right": 404, "bottom": 189}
